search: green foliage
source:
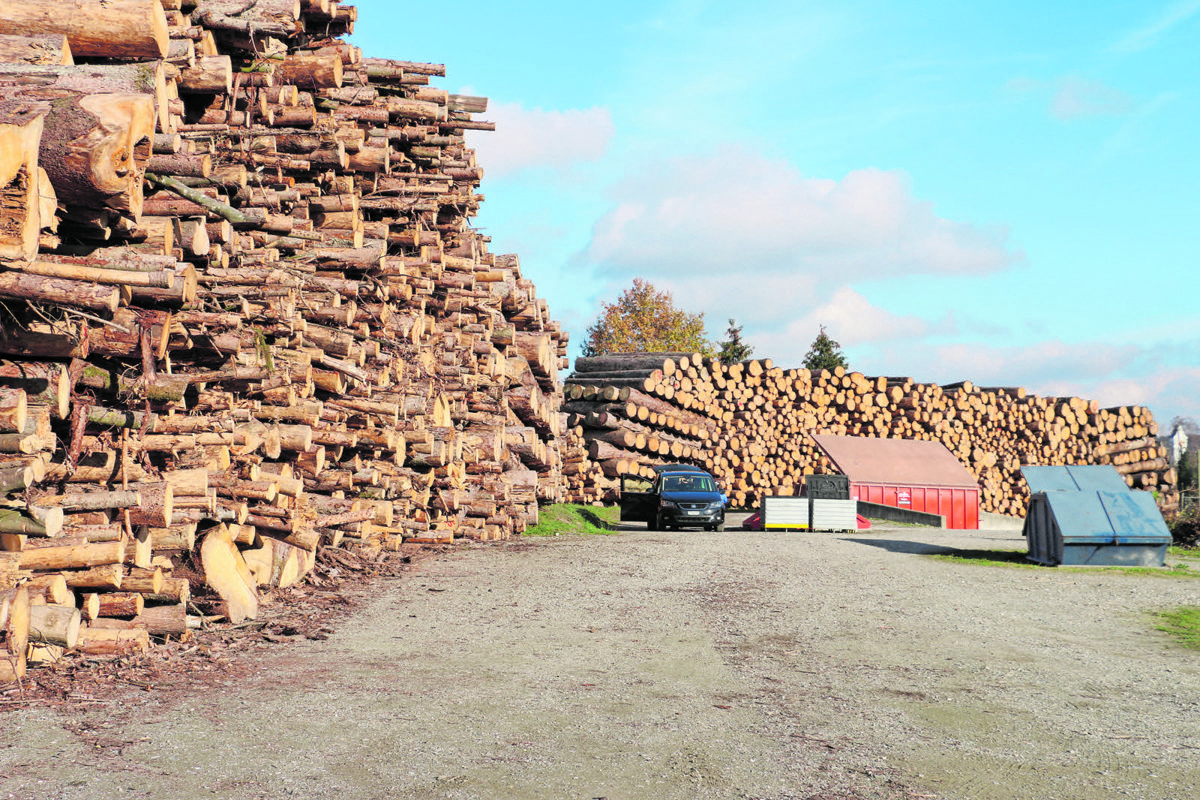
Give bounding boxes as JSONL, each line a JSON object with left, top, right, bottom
{"left": 802, "top": 325, "right": 848, "bottom": 371}
{"left": 1176, "top": 454, "right": 1197, "bottom": 491}
{"left": 930, "top": 547, "right": 1200, "bottom": 577}
{"left": 1154, "top": 606, "right": 1200, "bottom": 650}
{"left": 1170, "top": 505, "right": 1200, "bottom": 548}
{"left": 929, "top": 549, "right": 1038, "bottom": 568}
{"left": 717, "top": 318, "right": 754, "bottom": 365}
{"left": 523, "top": 504, "right": 621, "bottom": 536}
{"left": 582, "top": 279, "right": 713, "bottom": 357}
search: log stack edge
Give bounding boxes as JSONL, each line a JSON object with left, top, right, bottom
{"left": 562, "top": 354, "right": 1177, "bottom": 519}
{"left": 1, "top": 0, "right": 567, "bottom": 684}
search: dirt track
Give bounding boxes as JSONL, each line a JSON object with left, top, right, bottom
{"left": 3, "top": 518, "right": 1200, "bottom": 800}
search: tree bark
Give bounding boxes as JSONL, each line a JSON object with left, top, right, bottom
{"left": 0, "top": 0, "right": 168, "bottom": 60}
{"left": 0, "top": 64, "right": 161, "bottom": 218}
{"left": 0, "top": 99, "right": 49, "bottom": 259}
{"left": 0, "top": 34, "right": 73, "bottom": 66}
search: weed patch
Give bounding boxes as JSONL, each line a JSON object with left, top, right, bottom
{"left": 1154, "top": 607, "right": 1200, "bottom": 650}
{"left": 524, "top": 504, "right": 620, "bottom": 537}
{"left": 929, "top": 548, "right": 1200, "bottom": 578}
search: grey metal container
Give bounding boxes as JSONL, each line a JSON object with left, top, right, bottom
{"left": 811, "top": 499, "right": 858, "bottom": 532}
{"left": 762, "top": 496, "right": 810, "bottom": 530}
{"left": 806, "top": 474, "right": 851, "bottom": 500}
{"left": 1021, "top": 465, "right": 1172, "bottom": 567}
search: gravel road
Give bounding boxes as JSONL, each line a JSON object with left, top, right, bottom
{"left": 3, "top": 517, "right": 1199, "bottom": 800}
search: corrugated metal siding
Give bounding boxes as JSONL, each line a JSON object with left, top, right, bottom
{"left": 763, "top": 496, "right": 809, "bottom": 529}
{"left": 811, "top": 499, "right": 858, "bottom": 531}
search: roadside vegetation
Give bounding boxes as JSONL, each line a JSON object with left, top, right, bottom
{"left": 524, "top": 504, "right": 620, "bottom": 536}
{"left": 1169, "top": 505, "right": 1200, "bottom": 548}
{"left": 1154, "top": 607, "right": 1200, "bottom": 650}
{"left": 929, "top": 547, "right": 1200, "bottom": 578}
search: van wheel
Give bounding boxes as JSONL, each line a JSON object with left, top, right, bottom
{"left": 647, "top": 517, "right": 658, "bottom": 531}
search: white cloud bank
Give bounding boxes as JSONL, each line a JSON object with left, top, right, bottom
{"left": 581, "top": 147, "right": 1021, "bottom": 284}
{"left": 1111, "top": 0, "right": 1200, "bottom": 54}
{"left": 467, "top": 102, "right": 614, "bottom": 177}
{"left": 1050, "top": 77, "right": 1134, "bottom": 120}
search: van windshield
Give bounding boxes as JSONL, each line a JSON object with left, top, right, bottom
{"left": 661, "top": 474, "right": 715, "bottom": 493}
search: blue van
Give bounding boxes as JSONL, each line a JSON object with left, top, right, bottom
{"left": 619, "top": 464, "right": 727, "bottom": 531}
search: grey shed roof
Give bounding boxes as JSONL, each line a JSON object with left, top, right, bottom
{"left": 1021, "top": 465, "right": 1132, "bottom": 494}
{"left": 1020, "top": 465, "right": 1171, "bottom": 545}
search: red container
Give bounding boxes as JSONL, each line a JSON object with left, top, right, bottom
{"left": 851, "top": 482, "right": 979, "bottom": 529}
{"left": 811, "top": 434, "right": 982, "bottom": 530}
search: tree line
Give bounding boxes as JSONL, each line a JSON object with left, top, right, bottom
{"left": 582, "top": 278, "right": 848, "bottom": 370}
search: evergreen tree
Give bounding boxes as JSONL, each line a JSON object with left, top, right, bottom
{"left": 802, "top": 325, "right": 848, "bottom": 371}
{"left": 717, "top": 318, "right": 753, "bottom": 365}
{"left": 582, "top": 279, "right": 713, "bottom": 356}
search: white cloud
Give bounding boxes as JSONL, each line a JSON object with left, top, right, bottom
{"left": 1111, "top": 0, "right": 1200, "bottom": 54}
{"left": 750, "top": 288, "right": 946, "bottom": 365}
{"left": 466, "top": 103, "right": 614, "bottom": 177}
{"left": 866, "top": 339, "right": 1198, "bottom": 427}
{"left": 1050, "top": 77, "right": 1134, "bottom": 120}
{"left": 581, "top": 147, "right": 1021, "bottom": 286}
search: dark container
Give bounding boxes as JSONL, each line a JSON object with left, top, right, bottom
{"left": 806, "top": 474, "right": 851, "bottom": 500}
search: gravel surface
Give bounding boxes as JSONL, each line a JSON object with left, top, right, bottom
{"left": 3, "top": 516, "right": 1199, "bottom": 800}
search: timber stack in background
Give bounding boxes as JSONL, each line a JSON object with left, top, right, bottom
{"left": 0, "top": 0, "right": 569, "bottom": 683}
{"left": 563, "top": 353, "right": 1178, "bottom": 517}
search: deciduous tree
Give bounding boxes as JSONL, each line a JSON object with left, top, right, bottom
{"left": 582, "top": 279, "right": 713, "bottom": 356}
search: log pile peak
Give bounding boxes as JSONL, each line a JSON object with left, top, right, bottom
{"left": 1, "top": 0, "right": 569, "bottom": 684}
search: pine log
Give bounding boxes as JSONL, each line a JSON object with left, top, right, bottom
{"left": 0, "top": 505, "right": 63, "bottom": 537}
{"left": 0, "top": 34, "right": 73, "bottom": 66}
{"left": 0, "top": 361, "right": 69, "bottom": 419}
{"left": 0, "top": 98, "right": 49, "bottom": 259}
{"left": 198, "top": 524, "right": 257, "bottom": 623}
{"left": 1, "top": 586, "right": 29, "bottom": 681}
{"left": 19, "top": 539, "right": 124, "bottom": 570}
{"left": 0, "top": 64, "right": 163, "bottom": 218}
{"left": 0, "top": 0, "right": 169, "bottom": 60}
{"left": 27, "top": 602, "right": 81, "bottom": 648}
{"left": 75, "top": 626, "right": 150, "bottom": 656}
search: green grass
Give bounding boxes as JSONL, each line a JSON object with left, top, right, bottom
{"left": 524, "top": 503, "right": 621, "bottom": 537}
{"left": 929, "top": 548, "right": 1200, "bottom": 577}
{"left": 1154, "top": 607, "right": 1200, "bottom": 650}
{"left": 930, "top": 549, "right": 1035, "bottom": 568}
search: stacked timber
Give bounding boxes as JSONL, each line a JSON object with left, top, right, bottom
{"left": 564, "top": 354, "right": 1176, "bottom": 516}
{"left": 1, "top": 0, "right": 569, "bottom": 684}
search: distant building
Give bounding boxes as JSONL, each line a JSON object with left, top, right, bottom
{"left": 1162, "top": 418, "right": 1200, "bottom": 483}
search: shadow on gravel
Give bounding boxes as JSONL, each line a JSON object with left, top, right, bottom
{"left": 846, "top": 537, "right": 1033, "bottom": 565}
{"left": 843, "top": 537, "right": 950, "bottom": 555}
{"left": 579, "top": 508, "right": 618, "bottom": 530}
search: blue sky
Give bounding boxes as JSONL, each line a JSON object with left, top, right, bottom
{"left": 350, "top": 0, "right": 1200, "bottom": 430}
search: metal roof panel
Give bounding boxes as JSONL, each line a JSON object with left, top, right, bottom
{"left": 1021, "top": 465, "right": 1130, "bottom": 494}
{"left": 810, "top": 435, "right": 977, "bottom": 489}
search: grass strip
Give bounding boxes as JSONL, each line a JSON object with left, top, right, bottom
{"left": 1154, "top": 607, "right": 1200, "bottom": 650}
{"left": 524, "top": 504, "right": 621, "bottom": 537}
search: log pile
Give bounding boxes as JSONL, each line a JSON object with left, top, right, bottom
{"left": 1, "top": 0, "right": 569, "bottom": 684}
{"left": 563, "top": 354, "right": 1177, "bottom": 516}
